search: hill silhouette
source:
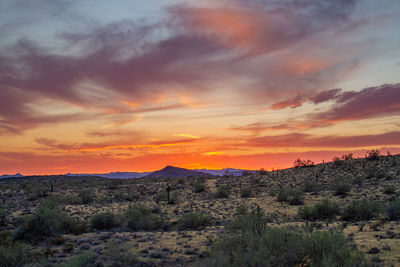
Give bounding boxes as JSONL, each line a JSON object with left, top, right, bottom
{"left": 142, "top": 165, "right": 212, "bottom": 178}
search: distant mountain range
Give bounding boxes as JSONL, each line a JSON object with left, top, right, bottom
{"left": 64, "top": 171, "right": 151, "bottom": 179}
{"left": 142, "top": 166, "right": 209, "bottom": 178}
{"left": 194, "top": 168, "right": 256, "bottom": 176}
{"left": 0, "top": 167, "right": 256, "bottom": 179}
{"left": 0, "top": 173, "right": 24, "bottom": 179}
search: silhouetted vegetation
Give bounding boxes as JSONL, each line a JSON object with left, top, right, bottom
{"left": 214, "top": 185, "right": 229, "bottom": 198}
{"left": 125, "top": 204, "right": 163, "bottom": 231}
{"left": 298, "top": 199, "right": 340, "bottom": 222}
{"left": 178, "top": 213, "right": 211, "bottom": 230}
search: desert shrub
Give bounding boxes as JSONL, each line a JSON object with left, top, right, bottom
{"left": 293, "top": 158, "right": 314, "bottom": 168}
{"left": 215, "top": 185, "right": 229, "bottom": 198}
{"left": 342, "top": 200, "right": 383, "bottom": 221}
{"left": 227, "top": 205, "right": 274, "bottom": 235}
{"left": 276, "top": 188, "right": 304, "bottom": 205}
{"left": 90, "top": 212, "right": 119, "bottom": 230}
{"left": 387, "top": 197, "right": 400, "bottom": 220}
{"left": 298, "top": 199, "right": 340, "bottom": 222}
{"left": 14, "top": 203, "right": 85, "bottom": 242}
{"left": 78, "top": 189, "right": 95, "bottom": 204}
{"left": 352, "top": 176, "right": 363, "bottom": 187}
{"left": 333, "top": 181, "right": 351, "bottom": 196}
{"left": 26, "top": 185, "right": 49, "bottom": 201}
{"left": 61, "top": 251, "right": 97, "bottom": 267}
{"left": 201, "top": 227, "right": 364, "bottom": 267}
{"left": 113, "top": 191, "right": 138, "bottom": 202}
{"left": 104, "top": 239, "right": 138, "bottom": 266}
{"left": 366, "top": 149, "right": 380, "bottom": 160}
{"left": 193, "top": 181, "right": 206, "bottom": 193}
{"left": 0, "top": 204, "right": 10, "bottom": 227}
{"left": 303, "top": 179, "right": 321, "bottom": 192}
{"left": 383, "top": 185, "right": 396, "bottom": 194}
{"left": 0, "top": 241, "right": 44, "bottom": 267}
{"left": 240, "top": 186, "right": 253, "bottom": 198}
{"left": 178, "top": 212, "right": 211, "bottom": 230}
{"left": 125, "top": 204, "right": 163, "bottom": 231}
{"left": 154, "top": 191, "right": 179, "bottom": 204}
{"left": 49, "top": 194, "right": 82, "bottom": 205}
{"left": 342, "top": 153, "right": 353, "bottom": 161}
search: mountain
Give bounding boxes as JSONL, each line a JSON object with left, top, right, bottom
{"left": 0, "top": 173, "right": 24, "bottom": 179}
{"left": 142, "top": 166, "right": 211, "bottom": 178}
{"left": 65, "top": 171, "right": 150, "bottom": 179}
{"left": 194, "top": 168, "right": 256, "bottom": 176}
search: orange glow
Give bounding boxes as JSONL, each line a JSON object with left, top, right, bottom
{"left": 187, "top": 7, "right": 261, "bottom": 48}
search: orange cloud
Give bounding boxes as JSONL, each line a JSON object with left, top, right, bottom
{"left": 185, "top": 7, "right": 261, "bottom": 49}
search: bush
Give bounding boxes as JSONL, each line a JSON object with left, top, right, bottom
{"left": 298, "top": 199, "right": 340, "bottom": 222}
{"left": 193, "top": 182, "right": 206, "bottom": 193}
{"left": 366, "top": 149, "right": 380, "bottom": 160}
{"left": 154, "top": 191, "right": 179, "bottom": 204}
{"left": 240, "top": 186, "right": 252, "bottom": 198}
{"left": 342, "top": 200, "right": 383, "bottom": 222}
{"left": 293, "top": 158, "right": 314, "bottom": 168}
{"left": 0, "top": 241, "right": 44, "bottom": 266}
{"left": 125, "top": 204, "right": 163, "bottom": 231}
{"left": 90, "top": 212, "right": 119, "bottom": 230}
{"left": 303, "top": 179, "right": 321, "bottom": 192}
{"left": 215, "top": 185, "right": 229, "bottom": 198}
{"left": 383, "top": 185, "right": 396, "bottom": 194}
{"left": 387, "top": 197, "right": 400, "bottom": 220}
{"left": 26, "top": 186, "right": 49, "bottom": 201}
{"left": 104, "top": 239, "right": 138, "bottom": 266}
{"left": 78, "top": 189, "right": 95, "bottom": 204}
{"left": 333, "top": 181, "right": 351, "bottom": 196}
{"left": 13, "top": 202, "right": 86, "bottom": 242}
{"left": 178, "top": 212, "right": 211, "bottom": 230}
{"left": 227, "top": 205, "right": 273, "bottom": 235}
{"left": 202, "top": 227, "right": 364, "bottom": 266}
{"left": 0, "top": 204, "right": 10, "bottom": 227}
{"left": 276, "top": 188, "right": 304, "bottom": 205}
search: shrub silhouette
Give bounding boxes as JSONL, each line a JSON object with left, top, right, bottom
{"left": 240, "top": 186, "right": 252, "bottom": 198}
{"left": 90, "top": 212, "right": 119, "bottom": 230}
{"left": 200, "top": 207, "right": 364, "bottom": 266}
{"left": 293, "top": 158, "right": 314, "bottom": 168}
{"left": 0, "top": 240, "right": 44, "bottom": 266}
{"left": 333, "top": 181, "right": 351, "bottom": 196}
{"left": 383, "top": 185, "right": 396, "bottom": 194}
{"left": 193, "top": 181, "right": 206, "bottom": 193}
{"left": 342, "top": 200, "right": 382, "bottom": 221}
{"left": 125, "top": 204, "right": 163, "bottom": 231}
{"left": 387, "top": 197, "right": 400, "bottom": 220}
{"left": 366, "top": 149, "right": 380, "bottom": 160}
{"left": 14, "top": 202, "right": 85, "bottom": 242}
{"left": 215, "top": 185, "right": 229, "bottom": 198}
{"left": 276, "top": 188, "right": 304, "bottom": 205}
{"left": 298, "top": 199, "right": 340, "bottom": 222}
{"left": 178, "top": 212, "right": 211, "bottom": 230}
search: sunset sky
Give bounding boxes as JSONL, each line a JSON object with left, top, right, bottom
{"left": 1, "top": 0, "right": 400, "bottom": 175}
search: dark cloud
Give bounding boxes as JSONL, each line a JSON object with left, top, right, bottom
{"left": 313, "top": 83, "right": 400, "bottom": 123}
{"left": 310, "top": 88, "right": 342, "bottom": 104}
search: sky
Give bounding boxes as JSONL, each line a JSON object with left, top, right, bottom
{"left": 1, "top": 0, "right": 400, "bottom": 175}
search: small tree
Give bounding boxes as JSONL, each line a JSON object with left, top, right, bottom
{"left": 341, "top": 153, "right": 353, "bottom": 161}
{"left": 366, "top": 149, "right": 380, "bottom": 160}
{"left": 293, "top": 159, "right": 314, "bottom": 168}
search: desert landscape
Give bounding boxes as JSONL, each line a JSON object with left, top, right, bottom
{"left": 1, "top": 0, "right": 400, "bottom": 266}
{"left": 1, "top": 151, "right": 400, "bottom": 266}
